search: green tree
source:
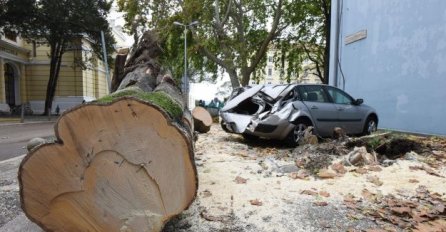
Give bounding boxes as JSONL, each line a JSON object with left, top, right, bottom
{"left": 119, "top": 0, "right": 305, "bottom": 88}
{"left": 118, "top": 0, "right": 331, "bottom": 87}
{"left": 296, "top": 0, "right": 330, "bottom": 84}
{"left": 2, "top": 0, "right": 115, "bottom": 115}
{"left": 0, "top": 0, "right": 35, "bottom": 31}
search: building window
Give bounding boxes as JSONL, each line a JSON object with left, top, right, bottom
{"left": 4, "top": 31, "right": 17, "bottom": 42}
{"left": 268, "top": 56, "right": 273, "bottom": 63}
{"left": 268, "top": 82, "right": 272, "bottom": 84}
{"left": 268, "top": 68, "right": 272, "bottom": 76}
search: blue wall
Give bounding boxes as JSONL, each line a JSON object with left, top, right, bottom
{"left": 330, "top": 0, "right": 446, "bottom": 136}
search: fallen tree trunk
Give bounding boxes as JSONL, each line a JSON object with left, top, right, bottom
{"left": 19, "top": 31, "right": 197, "bottom": 232}
{"left": 192, "top": 106, "right": 212, "bottom": 133}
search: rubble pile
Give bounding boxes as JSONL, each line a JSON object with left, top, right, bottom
{"left": 290, "top": 132, "right": 446, "bottom": 178}
{"left": 344, "top": 186, "right": 446, "bottom": 231}
{"left": 293, "top": 142, "right": 349, "bottom": 174}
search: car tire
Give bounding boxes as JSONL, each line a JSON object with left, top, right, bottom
{"left": 363, "top": 116, "right": 377, "bottom": 135}
{"left": 286, "top": 119, "right": 311, "bottom": 147}
{"left": 242, "top": 133, "right": 258, "bottom": 141}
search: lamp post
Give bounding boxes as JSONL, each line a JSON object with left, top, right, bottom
{"left": 100, "top": 30, "right": 111, "bottom": 94}
{"left": 173, "top": 21, "right": 199, "bottom": 107}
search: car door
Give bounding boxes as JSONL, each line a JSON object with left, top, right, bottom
{"left": 324, "top": 86, "right": 366, "bottom": 134}
{"left": 297, "top": 85, "right": 338, "bottom": 137}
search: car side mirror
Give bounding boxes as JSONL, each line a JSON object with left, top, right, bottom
{"left": 353, "top": 99, "right": 363, "bottom": 105}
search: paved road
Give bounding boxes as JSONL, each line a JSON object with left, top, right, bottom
{"left": 0, "top": 122, "right": 55, "bottom": 162}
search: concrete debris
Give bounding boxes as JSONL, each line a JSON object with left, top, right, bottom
{"left": 319, "top": 191, "right": 330, "bottom": 198}
{"left": 249, "top": 199, "right": 263, "bottom": 206}
{"left": 366, "top": 175, "right": 383, "bottom": 186}
{"left": 317, "top": 169, "right": 337, "bottom": 179}
{"left": 344, "top": 146, "right": 377, "bottom": 166}
{"left": 403, "top": 151, "right": 419, "bottom": 161}
{"left": 345, "top": 186, "right": 446, "bottom": 230}
{"left": 302, "top": 126, "right": 318, "bottom": 145}
{"left": 288, "top": 170, "right": 310, "bottom": 180}
{"left": 331, "top": 162, "right": 347, "bottom": 174}
{"left": 300, "top": 190, "right": 319, "bottom": 196}
{"left": 259, "top": 158, "right": 299, "bottom": 174}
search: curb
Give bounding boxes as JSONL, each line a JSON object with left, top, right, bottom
{"left": 0, "top": 154, "right": 26, "bottom": 165}
{"left": 0, "top": 120, "right": 56, "bottom": 127}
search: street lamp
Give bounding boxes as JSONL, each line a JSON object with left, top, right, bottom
{"left": 173, "top": 21, "right": 199, "bottom": 107}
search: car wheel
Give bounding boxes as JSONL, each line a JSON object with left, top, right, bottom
{"left": 220, "top": 121, "right": 230, "bottom": 133}
{"left": 363, "top": 116, "right": 377, "bottom": 135}
{"left": 286, "top": 120, "right": 311, "bottom": 146}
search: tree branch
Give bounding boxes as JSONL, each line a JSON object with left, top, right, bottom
{"left": 197, "top": 45, "right": 230, "bottom": 71}
{"left": 233, "top": 0, "right": 246, "bottom": 45}
{"left": 248, "top": 0, "right": 283, "bottom": 72}
{"left": 302, "top": 42, "right": 325, "bottom": 83}
{"left": 221, "top": 0, "right": 232, "bottom": 25}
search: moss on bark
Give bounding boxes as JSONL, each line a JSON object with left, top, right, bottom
{"left": 96, "top": 87, "right": 183, "bottom": 119}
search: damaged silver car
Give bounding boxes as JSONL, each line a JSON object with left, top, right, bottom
{"left": 220, "top": 84, "right": 378, "bottom": 146}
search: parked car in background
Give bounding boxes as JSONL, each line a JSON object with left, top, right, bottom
{"left": 220, "top": 84, "right": 378, "bottom": 146}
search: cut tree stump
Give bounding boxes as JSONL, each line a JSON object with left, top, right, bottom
{"left": 192, "top": 106, "right": 213, "bottom": 133}
{"left": 19, "top": 31, "right": 197, "bottom": 232}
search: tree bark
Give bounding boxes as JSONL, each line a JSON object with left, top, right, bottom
{"left": 19, "top": 31, "right": 197, "bottom": 232}
{"left": 43, "top": 41, "right": 65, "bottom": 115}
{"left": 111, "top": 48, "right": 129, "bottom": 92}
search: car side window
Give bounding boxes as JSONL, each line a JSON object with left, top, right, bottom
{"left": 326, "top": 87, "right": 353, "bottom": 104}
{"left": 300, "top": 86, "right": 330, "bottom": 103}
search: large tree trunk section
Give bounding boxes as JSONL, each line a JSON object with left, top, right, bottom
{"left": 192, "top": 106, "right": 213, "bottom": 133}
{"left": 19, "top": 31, "right": 197, "bottom": 232}
{"left": 110, "top": 48, "right": 129, "bottom": 92}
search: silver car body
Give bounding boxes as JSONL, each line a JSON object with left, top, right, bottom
{"left": 220, "top": 84, "right": 378, "bottom": 140}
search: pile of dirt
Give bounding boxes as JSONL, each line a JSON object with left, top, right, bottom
{"left": 345, "top": 133, "right": 426, "bottom": 159}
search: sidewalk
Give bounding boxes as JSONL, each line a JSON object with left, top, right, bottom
{"left": 0, "top": 116, "right": 59, "bottom": 126}
{"left": 0, "top": 155, "right": 42, "bottom": 232}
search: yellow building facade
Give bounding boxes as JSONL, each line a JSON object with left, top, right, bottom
{"left": 0, "top": 34, "right": 110, "bottom": 114}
